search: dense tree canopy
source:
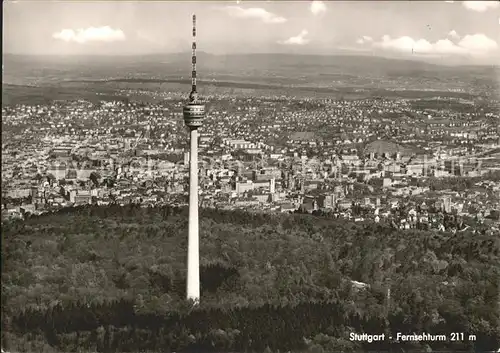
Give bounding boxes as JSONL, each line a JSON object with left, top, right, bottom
{"left": 2, "top": 204, "right": 499, "bottom": 352}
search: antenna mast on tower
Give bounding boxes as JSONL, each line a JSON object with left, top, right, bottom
{"left": 189, "top": 14, "right": 198, "bottom": 103}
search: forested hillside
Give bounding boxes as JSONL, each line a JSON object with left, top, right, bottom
{"left": 2, "top": 205, "right": 499, "bottom": 352}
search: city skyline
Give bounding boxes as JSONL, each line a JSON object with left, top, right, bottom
{"left": 3, "top": 1, "right": 500, "bottom": 65}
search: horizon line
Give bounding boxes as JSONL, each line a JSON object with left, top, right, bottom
{"left": 3, "top": 52, "right": 499, "bottom": 68}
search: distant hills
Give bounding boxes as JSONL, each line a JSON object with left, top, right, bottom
{"left": 2, "top": 51, "right": 498, "bottom": 103}
{"left": 4, "top": 51, "right": 498, "bottom": 83}
{"left": 166, "top": 51, "right": 438, "bottom": 68}
{"left": 4, "top": 51, "right": 498, "bottom": 72}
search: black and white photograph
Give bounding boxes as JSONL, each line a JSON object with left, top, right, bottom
{"left": 2, "top": 0, "right": 500, "bottom": 352}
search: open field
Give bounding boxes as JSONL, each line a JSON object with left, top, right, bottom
{"left": 2, "top": 80, "right": 479, "bottom": 107}
{"left": 2, "top": 84, "right": 131, "bottom": 106}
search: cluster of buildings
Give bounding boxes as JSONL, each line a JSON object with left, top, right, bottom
{"left": 2, "top": 96, "right": 499, "bottom": 233}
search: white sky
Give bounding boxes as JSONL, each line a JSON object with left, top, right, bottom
{"left": 3, "top": 1, "right": 500, "bottom": 64}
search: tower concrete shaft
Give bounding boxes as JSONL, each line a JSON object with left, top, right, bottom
{"left": 183, "top": 13, "right": 204, "bottom": 303}
{"left": 187, "top": 127, "right": 200, "bottom": 302}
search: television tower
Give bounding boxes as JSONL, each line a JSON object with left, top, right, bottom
{"left": 183, "top": 14, "right": 205, "bottom": 303}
